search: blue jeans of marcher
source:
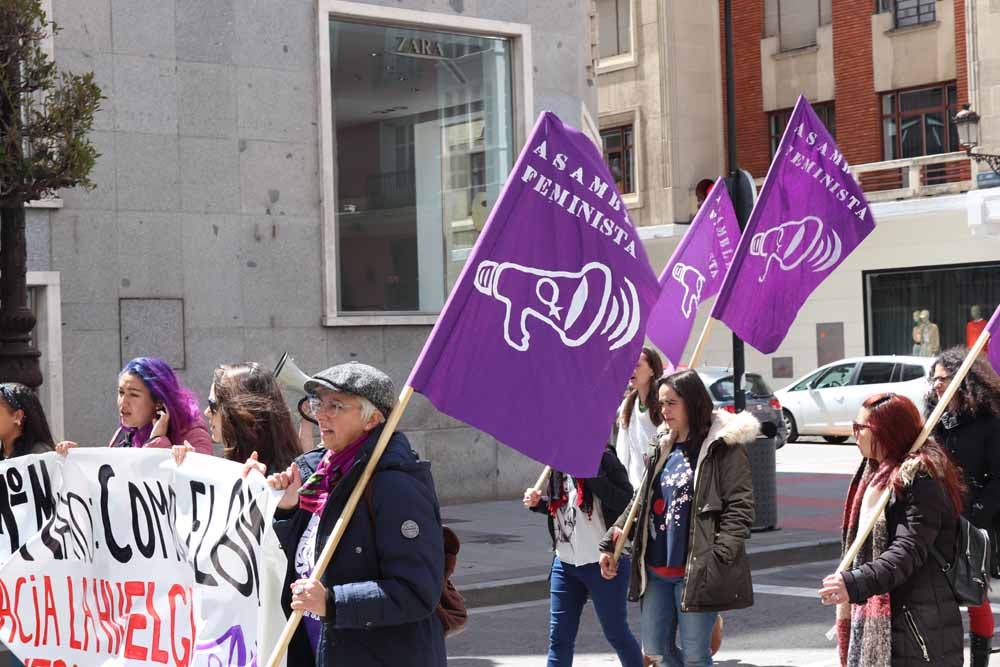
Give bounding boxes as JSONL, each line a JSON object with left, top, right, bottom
{"left": 548, "top": 556, "right": 643, "bottom": 667}
{"left": 640, "top": 568, "right": 717, "bottom": 667}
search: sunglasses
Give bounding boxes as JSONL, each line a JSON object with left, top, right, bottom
{"left": 852, "top": 421, "right": 872, "bottom": 438}
{"left": 207, "top": 397, "right": 219, "bottom": 414}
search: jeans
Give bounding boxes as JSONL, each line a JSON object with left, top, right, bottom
{"left": 640, "top": 568, "right": 717, "bottom": 667}
{"left": 548, "top": 556, "right": 643, "bottom": 667}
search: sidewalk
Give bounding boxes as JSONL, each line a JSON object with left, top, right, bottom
{"left": 447, "top": 465, "right": 854, "bottom": 608}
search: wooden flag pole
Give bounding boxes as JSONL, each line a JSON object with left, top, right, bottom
{"left": 612, "top": 464, "right": 649, "bottom": 563}
{"left": 532, "top": 466, "right": 552, "bottom": 493}
{"left": 265, "top": 385, "right": 415, "bottom": 667}
{"left": 836, "top": 329, "right": 992, "bottom": 573}
{"left": 687, "top": 317, "right": 717, "bottom": 370}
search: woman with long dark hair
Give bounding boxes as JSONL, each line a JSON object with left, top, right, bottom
{"left": 598, "top": 369, "right": 757, "bottom": 666}
{"left": 925, "top": 347, "right": 1000, "bottom": 665}
{"left": 0, "top": 383, "right": 55, "bottom": 459}
{"left": 819, "top": 393, "right": 965, "bottom": 667}
{"left": 615, "top": 347, "right": 664, "bottom": 488}
{"left": 57, "top": 356, "right": 211, "bottom": 454}
{"left": 523, "top": 446, "right": 640, "bottom": 666}
{"left": 202, "top": 363, "right": 302, "bottom": 473}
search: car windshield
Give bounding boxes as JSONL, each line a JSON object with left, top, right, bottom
{"left": 709, "top": 374, "right": 773, "bottom": 401}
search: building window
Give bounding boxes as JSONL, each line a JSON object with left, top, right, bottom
{"left": 769, "top": 102, "right": 835, "bottom": 158}
{"left": 881, "top": 83, "right": 958, "bottom": 160}
{"left": 601, "top": 125, "right": 634, "bottom": 194}
{"left": 865, "top": 262, "right": 1000, "bottom": 356}
{"left": 597, "top": 0, "right": 631, "bottom": 58}
{"left": 765, "top": 0, "right": 831, "bottom": 51}
{"left": 328, "top": 19, "right": 514, "bottom": 314}
{"left": 876, "top": 0, "right": 936, "bottom": 28}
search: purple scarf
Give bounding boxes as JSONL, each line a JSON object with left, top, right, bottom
{"left": 298, "top": 434, "right": 368, "bottom": 515}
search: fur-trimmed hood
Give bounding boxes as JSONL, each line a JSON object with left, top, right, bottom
{"left": 897, "top": 442, "right": 953, "bottom": 488}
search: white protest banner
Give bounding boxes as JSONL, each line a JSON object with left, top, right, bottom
{"left": 0, "top": 449, "right": 287, "bottom": 667}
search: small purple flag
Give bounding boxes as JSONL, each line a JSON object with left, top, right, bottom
{"left": 407, "top": 112, "right": 660, "bottom": 477}
{"left": 710, "top": 96, "right": 877, "bottom": 354}
{"left": 646, "top": 178, "right": 740, "bottom": 367}
{"left": 986, "top": 305, "right": 1000, "bottom": 377}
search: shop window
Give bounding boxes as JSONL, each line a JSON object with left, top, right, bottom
{"left": 769, "top": 102, "right": 835, "bottom": 158}
{"left": 328, "top": 19, "right": 514, "bottom": 314}
{"left": 600, "top": 125, "right": 634, "bottom": 195}
{"left": 864, "top": 262, "right": 1000, "bottom": 356}
{"left": 597, "top": 0, "right": 631, "bottom": 58}
{"left": 765, "top": 0, "right": 832, "bottom": 51}
{"left": 881, "top": 83, "right": 958, "bottom": 161}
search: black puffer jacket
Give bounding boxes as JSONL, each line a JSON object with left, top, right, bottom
{"left": 841, "top": 463, "right": 963, "bottom": 666}
{"left": 530, "top": 445, "right": 633, "bottom": 552}
{"left": 935, "top": 414, "right": 1000, "bottom": 529}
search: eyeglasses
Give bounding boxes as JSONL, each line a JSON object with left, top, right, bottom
{"left": 931, "top": 375, "right": 951, "bottom": 386}
{"left": 852, "top": 421, "right": 872, "bottom": 438}
{"left": 207, "top": 397, "right": 219, "bottom": 414}
{"left": 307, "top": 397, "right": 359, "bottom": 417}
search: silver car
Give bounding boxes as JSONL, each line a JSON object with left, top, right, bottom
{"left": 696, "top": 367, "right": 788, "bottom": 449}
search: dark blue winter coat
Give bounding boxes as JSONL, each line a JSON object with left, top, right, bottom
{"left": 272, "top": 426, "right": 446, "bottom": 666}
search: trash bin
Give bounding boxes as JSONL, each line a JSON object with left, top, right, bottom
{"left": 748, "top": 434, "right": 778, "bottom": 531}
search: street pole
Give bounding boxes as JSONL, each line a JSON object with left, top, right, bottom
{"left": 724, "top": 0, "right": 747, "bottom": 412}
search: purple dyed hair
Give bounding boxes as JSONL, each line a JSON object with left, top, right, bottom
{"left": 119, "top": 357, "right": 202, "bottom": 447}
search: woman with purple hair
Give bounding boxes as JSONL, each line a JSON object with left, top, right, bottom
{"left": 57, "top": 357, "right": 212, "bottom": 454}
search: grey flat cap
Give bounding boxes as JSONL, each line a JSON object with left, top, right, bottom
{"left": 304, "top": 362, "right": 396, "bottom": 417}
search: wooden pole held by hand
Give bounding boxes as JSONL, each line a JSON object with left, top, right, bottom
{"left": 836, "top": 330, "right": 992, "bottom": 573}
{"left": 532, "top": 466, "right": 552, "bottom": 493}
{"left": 264, "top": 385, "right": 415, "bottom": 667}
{"left": 688, "top": 318, "right": 716, "bottom": 370}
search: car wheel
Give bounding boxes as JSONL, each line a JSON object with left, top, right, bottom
{"left": 782, "top": 409, "right": 798, "bottom": 443}
{"left": 823, "top": 435, "right": 849, "bottom": 444}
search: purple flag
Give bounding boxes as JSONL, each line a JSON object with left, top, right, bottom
{"left": 710, "top": 96, "right": 877, "bottom": 354}
{"left": 646, "top": 178, "right": 740, "bottom": 367}
{"left": 408, "top": 112, "right": 660, "bottom": 477}
{"left": 986, "top": 305, "right": 1000, "bottom": 377}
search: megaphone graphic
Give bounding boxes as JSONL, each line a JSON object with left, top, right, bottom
{"left": 749, "top": 215, "right": 842, "bottom": 283}
{"left": 671, "top": 263, "right": 706, "bottom": 319}
{"left": 273, "top": 352, "right": 317, "bottom": 424}
{"left": 473, "top": 260, "right": 641, "bottom": 352}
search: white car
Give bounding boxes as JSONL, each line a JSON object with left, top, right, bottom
{"left": 775, "top": 355, "right": 933, "bottom": 443}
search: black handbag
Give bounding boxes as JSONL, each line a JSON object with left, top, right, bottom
{"left": 929, "top": 515, "right": 991, "bottom": 606}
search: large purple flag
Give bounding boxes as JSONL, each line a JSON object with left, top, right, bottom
{"left": 986, "top": 305, "right": 1000, "bottom": 377}
{"left": 646, "top": 178, "right": 740, "bottom": 366}
{"left": 408, "top": 112, "right": 660, "bottom": 477}
{"left": 710, "top": 96, "right": 877, "bottom": 354}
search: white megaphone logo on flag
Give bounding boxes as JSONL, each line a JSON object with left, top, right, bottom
{"left": 474, "top": 260, "right": 641, "bottom": 352}
{"left": 671, "top": 263, "right": 706, "bottom": 319}
{"left": 749, "top": 215, "right": 842, "bottom": 283}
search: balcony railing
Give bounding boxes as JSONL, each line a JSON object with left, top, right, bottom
{"left": 851, "top": 152, "right": 973, "bottom": 202}
{"left": 754, "top": 152, "right": 975, "bottom": 203}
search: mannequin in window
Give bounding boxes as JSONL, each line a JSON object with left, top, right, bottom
{"left": 917, "top": 309, "right": 940, "bottom": 357}
{"left": 911, "top": 310, "right": 922, "bottom": 356}
{"left": 967, "top": 305, "right": 987, "bottom": 349}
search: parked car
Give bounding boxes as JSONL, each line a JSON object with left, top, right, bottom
{"left": 774, "top": 355, "right": 933, "bottom": 443}
{"left": 695, "top": 367, "right": 788, "bottom": 449}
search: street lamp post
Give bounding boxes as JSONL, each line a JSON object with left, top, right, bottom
{"left": 723, "top": 0, "right": 747, "bottom": 412}
{"left": 954, "top": 104, "right": 1000, "bottom": 177}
